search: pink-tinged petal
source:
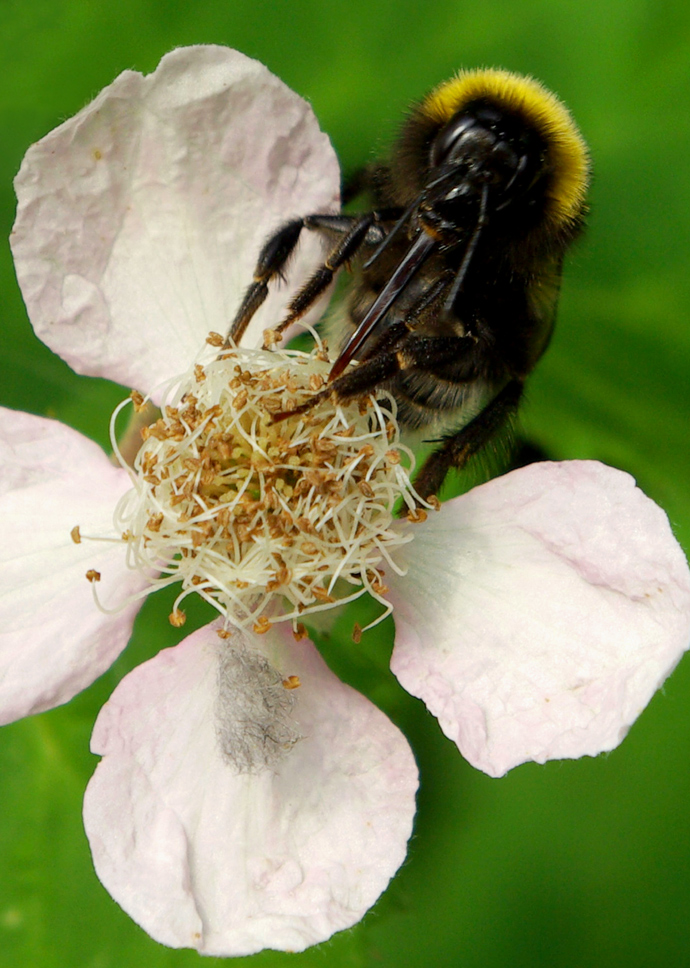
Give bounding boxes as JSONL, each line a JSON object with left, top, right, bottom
{"left": 0, "top": 408, "right": 148, "bottom": 724}
{"left": 84, "top": 621, "right": 417, "bottom": 956}
{"left": 11, "top": 46, "right": 340, "bottom": 397}
{"left": 388, "top": 460, "right": 690, "bottom": 777}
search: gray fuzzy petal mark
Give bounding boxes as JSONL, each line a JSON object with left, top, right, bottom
{"left": 215, "top": 641, "right": 302, "bottom": 773}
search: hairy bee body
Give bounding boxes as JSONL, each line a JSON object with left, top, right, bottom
{"left": 340, "top": 197, "right": 562, "bottom": 436}
{"left": 229, "top": 69, "right": 590, "bottom": 499}
{"left": 338, "top": 242, "right": 500, "bottom": 435}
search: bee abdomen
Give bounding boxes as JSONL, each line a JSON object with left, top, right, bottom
{"left": 391, "top": 370, "right": 493, "bottom": 434}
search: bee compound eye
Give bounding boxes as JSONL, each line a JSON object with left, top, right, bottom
{"left": 486, "top": 141, "right": 521, "bottom": 183}
{"left": 429, "top": 114, "right": 477, "bottom": 167}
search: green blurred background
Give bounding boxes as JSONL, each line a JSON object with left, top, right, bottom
{"left": 2, "top": 1, "right": 690, "bottom": 966}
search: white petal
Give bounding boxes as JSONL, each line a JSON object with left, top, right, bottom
{"left": 11, "top": 45, "right": 340, "bottom": 397}
{"left": 388, "top": 460, "right": 690, "bottom": 777}
{"left": 0, "top": 408, "right": 148, "bottom": 723}
{"left": 83, "top": 621, "right": 417, "bottom": 956}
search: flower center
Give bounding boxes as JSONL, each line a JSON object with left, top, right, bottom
{"left": 112, "top": 339, "right": 420, "bottom": 633}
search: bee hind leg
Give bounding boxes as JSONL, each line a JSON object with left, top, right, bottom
{"left": 412, "top": 379, "right": 524, "bottom": 502}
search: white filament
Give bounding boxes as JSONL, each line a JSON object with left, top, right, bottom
{"left": 109, "top": 341, "right": 422, "bottom": 631}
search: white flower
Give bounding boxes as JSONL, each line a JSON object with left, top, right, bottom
{"left": 3, "top": 45, "right": 690, "bottom": 956}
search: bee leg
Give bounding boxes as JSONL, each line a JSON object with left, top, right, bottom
{"left": 227, "top": 208, "right": 403, "bottom": 345}
{"left": 227, "top": 214, "right": 378, "bottom": 344}
{"left": 271, "top": 346, "right": 404, "bottom": 423}
{"left": 227, "top": 218, "right": 306, "bottom": 344}
{"left": 269, "top": 214, "right": 384, "bottom": 342}
{"left": 225, "top": 212, "right": 387, "bottom": 346}
{"left": 412, "top": 379, "right": 525, "bottom": 501}
{"left": 329, "top": 347, "right": 403, "bottom": 397}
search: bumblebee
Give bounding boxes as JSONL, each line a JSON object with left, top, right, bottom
{"left": 227, "top": 69, "right": 590, "bottom": 500}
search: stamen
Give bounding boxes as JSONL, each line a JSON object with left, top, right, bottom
{"left": 85, "top": 339, "right": 427, "bottom": 630}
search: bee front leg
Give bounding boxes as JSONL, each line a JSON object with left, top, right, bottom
{"left": 412, "top": 379, "right": 524, "bottom": 501}
{"left": 226, "top": 214, "right": 381, "bottom": 345}
{"left": 227, "top": 218, "right": 307, "bottom": 344}
{"left": 269, "top": 214, "right": 381, "bottom": 342}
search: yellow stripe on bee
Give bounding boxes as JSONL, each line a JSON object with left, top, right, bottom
{"left": 423, "top": 69, "right": 589, "bottom": 227}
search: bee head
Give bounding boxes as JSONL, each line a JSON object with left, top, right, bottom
{"left": 392, "top": 69, "right": 590, "bottom": 244}
{"left": 420, "top": 100, "right": 547, "bottom": 230}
